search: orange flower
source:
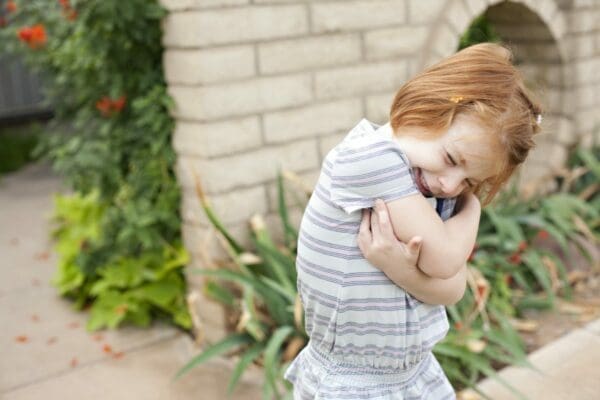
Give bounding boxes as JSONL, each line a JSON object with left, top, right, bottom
{"left": 508, "top": 252, "right": 521, "bottom": 265}
{"left": 70, "top": 357, "right": 78, "bottom": 367}
{"left": 58, "top": 0, "right": 70, "bottom": 8}
{"left": 103, "top": 344, "right": 113, "bottom": 354}
{"left": 6, "top": 1, "right": 17, "bottom": 13}
{"left": 112, "top": 95, "right": 126, "bottom": 112}
{"left": 17, "top": 24, "right": 47, "bottom": 49}
{"left": 536, "top": 230, "right": 550, "bottom": 240}
{"left": 96, "top": 96, "right": 112, "bottom": 116}
{"left": 454, "top": 321, "right": 463, "bottom": 330}
{"left": 96, "top": 95, "right": 127, "bottom": 117}
{"left": 115, "top": 304, "right": 128, "bottom": 315}
{"left": 65, "top": 9, "right": 77, "bottom": 21}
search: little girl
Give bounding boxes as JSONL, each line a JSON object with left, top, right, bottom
{"left": 284, "top": 43, "right": 542, "bottom": 399}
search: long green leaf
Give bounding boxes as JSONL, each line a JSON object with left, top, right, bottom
{"left": 263, "top": 326, "right": 294, "bottom": 398}
{"left": 174, "top": 333, "right": 252, "bottom": 380}
{"left": 227, "top": 342, "right": 264, "bottom": 395}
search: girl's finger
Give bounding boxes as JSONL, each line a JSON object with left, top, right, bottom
{"left": 370, "top": 205, "right": 380, "bottom": 234}
{"left": 374, "top": 199, "right": 393, "bottom": 238}
{"left": 407, "top": 236, "right": 423, "bottom": 257}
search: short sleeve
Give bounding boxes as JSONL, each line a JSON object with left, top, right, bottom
{"left": 329, "top": 135, "right": 419, "bottom": 214}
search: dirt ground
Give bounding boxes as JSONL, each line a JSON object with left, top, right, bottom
{"left": 518, "top": 239, "right": 600, "bottom": 353}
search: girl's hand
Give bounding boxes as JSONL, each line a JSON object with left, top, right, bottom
{"left": 358, "top": 199, "right": 423, "bottom": 273}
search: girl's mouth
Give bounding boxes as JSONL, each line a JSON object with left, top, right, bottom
{"left": 414, "top": 168, "right": 433, "bottom": 197}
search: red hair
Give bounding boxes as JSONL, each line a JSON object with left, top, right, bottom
{"left": 389, "top": 43, "right": 542, "bottom": 205}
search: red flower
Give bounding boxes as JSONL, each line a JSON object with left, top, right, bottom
{"left": 17, "top": 24, "right": 47, "bottom": 49}
{"left": 96, "top": 95, "right": 127, "bottom": 117}
{"left": 6, "top": 1, "right": 17, "bottom": 13}
{"left": 454, "top": 321, "right": 463, "bottom": 330}
{"left": 503, "top": 274, "right": 513, "bottom": 285}
{"left": 517, "top": 241, "right": 528, "bottom": 252}
{"left": 58, "top": 0, "right": 70, "bottom": 8}
{"left": 95, "top": 96, "right": 112, "bottom": 116}
{"left": 508, "top": 252, "right": 521, "bottom": 265}
{"left": 536, "top": 230, "right": 550, "bottom": 240}
{"left": 0, "top": 16, "right": 7, "bottom": 27}
{"left": 65, "top": 9, "right": 77, "bottom": 21}
{"left": 112, "top": 95, "right": 126, "bottom": 112}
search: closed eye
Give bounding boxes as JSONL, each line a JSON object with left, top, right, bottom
{"left": 445, "top": 151, "right": 457, "bottom": 166}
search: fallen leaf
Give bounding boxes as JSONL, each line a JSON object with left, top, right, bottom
{"left": 112, "top": 351, "right": 125, "bottom": 359}
{"left": 70, "top": 357, "right": 78, "bottom": 367}
{"left": 282, "top": 336, "right": 306, "bottom": 362}
{"left": 510, "top": 318, "right": 539, "bottom": 332}
{"left": 31, "top": 278, "right": 41, "bottom": 287}
{"left": 568, "top": 270, "right": 589, "bottom": 284}
{"left": 15, "top": 335, "right": 29, "bottom": 343}
{"left": 34, "top": 251, "right": 50, "bottom": 261}
{"left": 457, "top": 388, "right": 482, "bottom": 400}
{"left": 31, "top": 314, "right": 40, "bottom": 322}
{"left": 67, "top": 321, "right": 80, "bottom": 329}
{"left": 92, "top": 333, "right": 104, "bottom": 342}
{"left": 466, "top": 339, "right": 487, "bottom": 353}
{"left": 102, "top": 344, "right": 113, "bottom": 354}
{"left": 47, "top": 337, "right": 58, "bottom": 345}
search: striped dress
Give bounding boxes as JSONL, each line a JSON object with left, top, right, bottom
{"left": 284, "top": 119, "right": 457, "bottom": 400}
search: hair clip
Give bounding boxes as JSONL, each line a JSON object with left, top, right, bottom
{"left": 450, "top": 96, "right": 464, "bottom": 104}
{"left": 535, "top": 114, "right": 542, "bottom": 125}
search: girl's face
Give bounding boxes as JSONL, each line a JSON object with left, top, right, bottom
{"left": 394, "top": 114, "right": 497, "bottom": 198}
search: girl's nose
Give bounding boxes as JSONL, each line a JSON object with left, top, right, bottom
{"left": 439, "top": 174, "right": 465, "bottom": 196}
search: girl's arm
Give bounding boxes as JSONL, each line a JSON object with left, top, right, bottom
{"left": 358, "top": 202, "right": 468, "bottom": 305}
{"left": 384, "top": 193, "right": 481, "bottom": 279}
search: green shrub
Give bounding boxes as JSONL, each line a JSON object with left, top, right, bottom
{"left": 0, "top": 0, "right": 190, "bottom": 330}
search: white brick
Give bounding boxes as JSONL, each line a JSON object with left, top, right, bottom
{"left": 445, "top": 0, "right": 472, "bottom": 35}
{"left": 163, "top": 6, "right": 308, "bottom": 47}
{"left": 463, "top": 0, "right": 488, "bottom": 16}
{"left": 408, "top": 0, "right": 446, "bottom": 24}
{"left": 364, "top": 26, "right": 429, "bottom": 60}
{"left": 159, "top": 0, "right": 249, "bottom": 11}
{"left": 265, "top": 169, "right": 318, "bottom": 214}
{"left": 164, "top": 47, "right": 255, "bottom": 85}
{"left": 263, "top": 99, "right": 363, "bottom": 143}
{"left": 183, "top": 223, "right": 252, "bottom": 267}
{"left": 168, "top": 74, "right": 312, "bottom": 120}
{"left": 430, "top": 23, "right": 459, "bottom": 57}
{"left": 173, "top": 117, "right": 262, "bottom": 158}
{"left": 319, "top": 131, "right": 349, "bottom": 159}
{"left": 181, "top": 185, "right": 268, "bottom": 226}
{"left": 258, "top": 34, "right": 362, "bottom": 74}
{"left": 315, "top": 60, "right": 409, "bottom": 100}
{"left": 365, "top": 92, "right": 395, "bottom": 125}
{"left": 263, "top": 208, "right": 305, "bottom": 244}
{"left": 311, "top": 1, "right": 407, "bottom": 33}
{"left": 179, "top": 139, "right": 320, "bottom": 192}
{"left": 568, "top": 9, "right": 598, "bottom": 34}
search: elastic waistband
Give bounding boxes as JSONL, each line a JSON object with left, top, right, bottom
{"left": 306, "top": 342, "right": 432, "bottom": 386}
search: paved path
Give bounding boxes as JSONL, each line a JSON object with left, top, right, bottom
{"left": 0, "top": 162, "right": 261, "bottom": 400}
{"left": 1, "top": 162, "right": 598, "bottom": 400}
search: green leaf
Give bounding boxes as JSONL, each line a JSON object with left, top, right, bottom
{"left": 263, "top": 326, "right": 294, "bottom": 398}
{"left": 227, "top": 343, "right": 264, "bottom": 395}
{"left": 174, "top": 334, "right": 253, "bottom": 380}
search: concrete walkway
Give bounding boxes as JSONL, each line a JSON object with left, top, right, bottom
{"left": 1, "top": 162, "right": 598, "bottom": 400}
{"left": 0, "top": 162, "right": 261, "bottom": 400}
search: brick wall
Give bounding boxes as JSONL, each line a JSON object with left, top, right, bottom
{"left": 160, "top": 0, "right": 600, "bottom": 342}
